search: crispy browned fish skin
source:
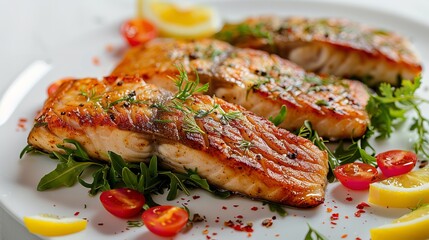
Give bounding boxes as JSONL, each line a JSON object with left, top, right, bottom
{"left": 112, "top": 38, "right": 369, "bottom": 139}
{"left": 216, "top": 16, "right": 422, "bottom": 86}
{"left": 28, "top": 76, "right": 329, "bottom": 207}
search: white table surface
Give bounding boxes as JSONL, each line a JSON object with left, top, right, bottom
{"left": 1, "top": 0, "right": 428, "bottom": 239}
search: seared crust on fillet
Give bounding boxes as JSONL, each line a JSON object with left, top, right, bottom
{"left": 112, "top": 38, "right": 369, "bottom": 139}
{"left": 28, "top": 76, "right": 329, "bottom": 207}
{"left": 216, "top": 16, "right": 422, "bottom": 86}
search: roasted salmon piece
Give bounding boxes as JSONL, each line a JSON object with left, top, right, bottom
{"left": 112, "top": 38, "right": 369, "bottom": 140}
{"left": 216, "top": 16, "right": 422, "bottom": 86}
{"left": 28, "top": 75, "right": 329, "bottom": 207}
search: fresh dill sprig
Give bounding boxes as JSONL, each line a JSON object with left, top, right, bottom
{"left": 172, "top": 65, "right": 209, "bottom": 101}
{"left": 238, "top": 139, "right": 253, "bottom": 152}
{"left": 183, "top": 114, "right": 205, "bottom": 134}
{"left": 80, "top": 88, "right": 102, "bottom": 103}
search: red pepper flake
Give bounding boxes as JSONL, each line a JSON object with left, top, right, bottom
{"left": 356, "top": 238, "right": 362, "bottom": 240}
{"left": 193, "top": 195, "right": 201, "bottom": 200}
{"left": 356, "top": 202, "right": 370, "bottom": 209}
{"left": 92, "top": 57, "right": 100, "bottom": 66}
{"left": 233, "top": 204, "right": 239, "bottom": 207}
{"left": 16, "top": 118, "right": 28, "bottom": 131}
{"left": 354, "top": 209, "right": 366, "bottom": 217}
{"left": 74, "top": 211, "right": 80, "bottom": 216}
{"left": 236, "top": 215, "right": 243, "bottom": 219}
{"left": 345, "top": 216, "right": 349, "bottom": 219}
{"left": 330, "top": 221, "right": 337, "bottom": 225}
{"left": 341, "top": 234, "right": 348, "bottom": 238}
{"left": 330, "top": 213, "right": 339, "bottom": 221}
{"left": 346, "top": 197, "right": 353, "bottom": 202}
{"left": 202, "top": 229, "right": 209, "bottom": 235}
{"left": 326, "top": 207, "right": 333, "bottom": 213}
{"left": 224, "top": 220, "right": 254, "bottom": 233}
{"left": 250, "top": 206, "right": 258, "bottom": 211}
{"left": 98, "top": 223, "right": 104, "bottom": 226}
{"left": 222, "top": 206, "right": 227, "bottom": 210}
{"left": 105, "top": 44, "right": 114, "bottom": 53}
{"left": 206, "top": 236, "right": 211, "bottom": 240}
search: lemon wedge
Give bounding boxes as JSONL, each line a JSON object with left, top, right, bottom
{"left": 368, "top": 166, "right": 429, "bottom": 208}
{"left": 370, "top": 204, "right": 429, "bottom": 240}
{"left": 141, "top": 0, "right": 222, "bottom": 39}
{"left": 23, "top": 214, "right": 87, "bottom": 237}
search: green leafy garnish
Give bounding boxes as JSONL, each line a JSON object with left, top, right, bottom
{"left": 269, "top": 105, "right": 287, "bottom": 126}
{"left": 296, "top": 121, "right": 340, "bottom": 182}
{"left": 304, "top": 224, "right": 328, "bottom": 240}
{"left": 172, "top": 65, "right": 209, "bottom": 101}
{"left": 264, "top": 202, "right": 288, "bottom": 217}
{"left": 216, "top": 23, "right": 274, "bottom": 46}
{"left": 22, "top": 140, "right": 230, "bottom": 207}
{"left": 367, "top": 76, "right": 429, "bottom": 157}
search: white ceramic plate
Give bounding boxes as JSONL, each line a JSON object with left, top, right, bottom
{"left": 1, "top": 1, "right": 429, "bottom": 239}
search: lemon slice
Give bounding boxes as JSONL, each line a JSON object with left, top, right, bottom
{"left": 370, "top": 204, "right": 429, "bottom": 240}
{"left": 368, "top": 166, "right": 429, "bottom": 208}
{"left": 141, "top": 0, "right": 222, "bottom": 39}
{"left": 23, "top": 214, "right": 87, "bottom": 237}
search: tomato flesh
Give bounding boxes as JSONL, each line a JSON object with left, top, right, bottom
{"left": 376, "top": 150, "right": 417, "bottom": 177}
{"left": 142, "top": 205, "right": 189, "bottom": 237}
{"left": 334, "top": 163, "right": 378, "bottom": 190}
{"left": 100, "top": 188, "right": 145, "bottom": 218}
{"left": 121, "top": 18, "right": 158, "bottom": 47}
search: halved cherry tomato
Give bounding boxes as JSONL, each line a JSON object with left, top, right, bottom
{"left": 121, "top": 18, "right": 158, "bottom": 47}
{"left": 376, "top": 150, "right": 417, "bottom": 177}
{"left": 142, "top": 205, "right": 189, "bottom": 237}
{"left": 334, "top": 163, "right": 378, "bottom": 190}
{"left": 100, "top": 188, "right": 145, "bottom": 218}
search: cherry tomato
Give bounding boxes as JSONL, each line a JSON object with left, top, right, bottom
{"left": 142, "top": 205, "right": 189, "bottom": 237}
{"left": 100, "top": 188, "right": 145, "bottom": 218}
{"left": 376, "top": 150, "right": 417, "bottom": 177}
{"left": 121, "top": 18, "right": 158, "bottom": 47}
{"left": 334, "top": 163, "right": 378, "bottom": 190}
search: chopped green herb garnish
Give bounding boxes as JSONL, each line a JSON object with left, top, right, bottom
{"left": 269, "top": 105, "right": 287, "bottom": 126}
{"left": 304, "top": 224, "right": 328, "bottom": 240}
{"left": 172, "top": 65, "right": 209, "bottom": 101}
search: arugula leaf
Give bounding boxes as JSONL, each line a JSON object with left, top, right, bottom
{"left": 264, "top": 202, "right": 288, "bottom": 217}
{"left": 37, "top": 156, "right": 101, "bottom": 191}
{"left": 269, "top": 105, "right": 287, "bottom": 126}
{"left": 78, "top": 165, "right": 110, "bottom": 195}
{"left": 296, "top": 121, "right": 339, "bottom": 182}
{"left": 334, "top": 129, "right": 376, "bottom": 166}
{"left": 304, "top": 224, "right": 328, "bottom": 240}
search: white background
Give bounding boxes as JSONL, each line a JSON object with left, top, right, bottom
{"left": 0, "top": 0, "right": 428, "bottom": 239}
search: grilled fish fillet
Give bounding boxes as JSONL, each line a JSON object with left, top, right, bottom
{"left": 112, "top": 38, "right": 369, "bottom": 140}
{"left": 28, "top": 76, "right": 329, "bottom": 207}
{"left": 215, "top": 16, "right": 422, "bottom": 86}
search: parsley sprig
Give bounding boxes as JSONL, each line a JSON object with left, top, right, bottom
{"left": 367, "top": 76, "right": 429, "bottom": 157}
